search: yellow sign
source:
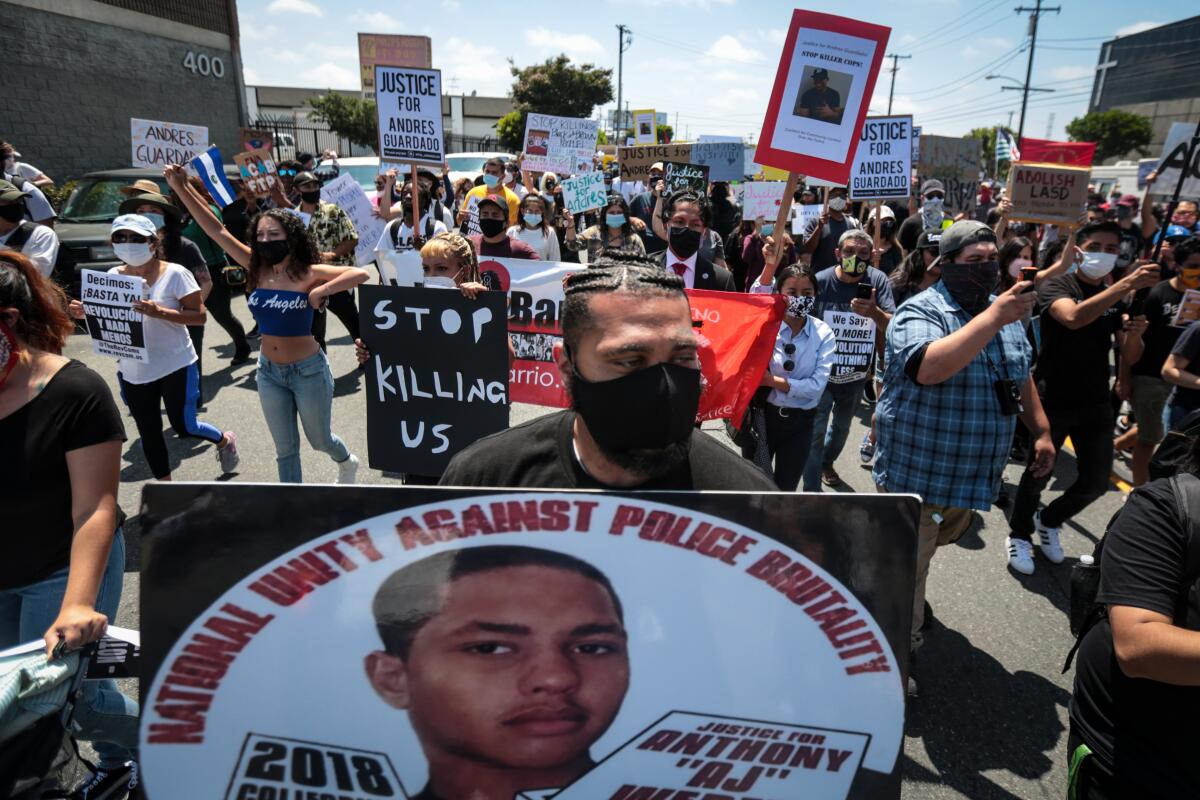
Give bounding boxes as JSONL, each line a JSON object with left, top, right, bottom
{"left": 358, "top": 34, "right": 432, "bottom": 90}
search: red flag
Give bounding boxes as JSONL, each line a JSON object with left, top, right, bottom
{"left": 1017, "top": 137, "right": 1096, "bottom": 167}
{"left": 687, "top": 289, "right": 784, "bottom": 426}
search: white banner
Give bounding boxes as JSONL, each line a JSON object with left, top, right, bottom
{"left": 81, "top": 269, "right": 148, "bottom": 363}
{"left": 130, "top": 118, "right": 208, "bottom": 169}
{"left": 320, "top": 173, "right": 388, "bottom": 268}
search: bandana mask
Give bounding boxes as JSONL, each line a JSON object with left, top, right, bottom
{"left": 785, "top": 295, "right": 815, "bottom": 318}
{"left": 0, "top": 317, "right": 18, "bottom": 390}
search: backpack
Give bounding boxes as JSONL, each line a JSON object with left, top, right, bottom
{"left": 389, "top": 216, "right": 437, "bottom": 249}
{"left": 2, "top": 221, "right": 37, "bottom": 251}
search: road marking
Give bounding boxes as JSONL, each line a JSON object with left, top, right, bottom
{"left": 1062, "top": 437, "right": 1133, "bottom": 495}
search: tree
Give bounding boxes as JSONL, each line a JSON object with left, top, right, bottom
{"left": 596, "top": 128, "right": 608, "bottom": 145}
{"left": 967, "top": 125, "right": 1015, "bottom": 180}
{"left": 1066, "top": 110, "right": 1153, "bottom": 163}
{"left": 496, "top": 111, "right": 524, "bottom": 152}
{"left": 307, "top": 92, "right": 378, "bottom": 149}
{"left": 657, "top": 124, "right": 674, "bottom": 144}
{"left": 497, "top": 54, "right": 614, "bottom": 153}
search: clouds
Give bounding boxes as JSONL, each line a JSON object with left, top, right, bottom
{"left": 299, "top": 62, "right": 359, "bottom": 89}
{"left": 1115, "top": 20, "right": 1161, "bottom": 37}
{"left": 706, "top": 34, "right": 763, "bottom": 63}
{"left": 1050, "top": 65, "right": 1094, "bottom": 81}
{"left": 524, "top": 27, "right": 606, "bottom": 60}
{"left": 350, "top": 11, "right": 401, "bottom": 31}
{"left": 266, "top": 0, "right": 323, "bottom": 16}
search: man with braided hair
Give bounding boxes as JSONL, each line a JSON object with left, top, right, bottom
{"left": 439, "top": 257, "right": 775, "bottom": 489}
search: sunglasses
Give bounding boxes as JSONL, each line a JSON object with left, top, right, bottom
{"left": 926, "top": 193, "right": 945, "bottom": 200}
{"left": 279, "top": 169, "right": 297, "bottom": 177}
{"left": 112, "top": 233, "right": 149, "bottom": 243}
{"left": 782, "top": 342, "right": 796, "bottom": 372}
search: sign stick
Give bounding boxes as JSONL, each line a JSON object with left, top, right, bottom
{"left": 872, "top": 200, "right": 882, "bottom": 268}
{"left": 772, "top": 172, "right": 800, "bottom": 264}
{"left": 410, "top": 162, "right": 421, "bottom": 243}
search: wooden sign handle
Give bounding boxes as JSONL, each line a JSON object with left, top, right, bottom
{"left": 872, "top": 200, "right": 882, "bottom": 268}
{"left": 771, "top": 172, "right": 800, "bottom": 266}
{"left": 410, "top": 163, "right": 422, "bottom": 240}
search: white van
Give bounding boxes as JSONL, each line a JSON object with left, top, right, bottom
{"left": 1091, "top": 160, "right": 1142, "bottom": 199}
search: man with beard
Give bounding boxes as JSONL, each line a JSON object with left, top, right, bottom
{"left": 439, "top": 258, "right": 775, "bottom": 489}
{"left": 366, "top": 545, "right": 630, "bottom": 800}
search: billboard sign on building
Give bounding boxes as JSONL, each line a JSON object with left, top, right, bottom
{"left": 359, "top": 34, "right": 433, "bottom": 91}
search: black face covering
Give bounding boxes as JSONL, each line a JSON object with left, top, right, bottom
{"left": 299, "top": 190, "right": 321, "bottom": 205}
{"left": 941, "top": 259, "right": 1000, "bottom": 314}
{"left": 0, "top": 204, "right": 24, "bottom": 223}
{"left": 669, "top": 226, "right": 702, "bottom": 259}
{"left": 570, "top": 361, "right": 702, "bottom": 461}
{"left": 479, "top": 217, "right": 506, "bottom": 238}
{"left": 256, "top": 239, "right": 290, "bottom": 266}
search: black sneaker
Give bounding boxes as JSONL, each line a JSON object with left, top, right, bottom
{"left": 231, "top": 349, "right": 253, "bottom": 365}
{"left": 69, "top": 761, "right": 138, "bottom": 799}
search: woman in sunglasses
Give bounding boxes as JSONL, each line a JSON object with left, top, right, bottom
{"left": 165, "top": 164, "right": 369, "bottom": 483}
{"left": 69, "top": 214, "right": 239, "bottom": 479}
{"left": 750, "top": 244, "right": 836, "bottom": 490}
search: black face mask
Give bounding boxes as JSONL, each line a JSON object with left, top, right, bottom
{"left": 479, "top": 217, "right": 506, "bottom": 238}
{"left": 570, "top": 361, "right": 702, "bottom": 470}
{"left": 256, "top": 239, "right": 290, "bottom": 266}
{"left": 881, "top": 220, "right": 896, "bottom": 238}
{"left": 0, "top": 204, "right": 23, "bottom": 223}
{"left": 669, "top": 226, "right": 702, "bottom": 259}
{"left": 300, "top": 190, "right": 321, "bottom": 205}
{"left": 941, "top": 259, "right": 1000, "bottom": 314}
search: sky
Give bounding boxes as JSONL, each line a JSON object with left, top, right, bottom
{"left": 236, "top": 0, "right": 1198, "bottom": 143}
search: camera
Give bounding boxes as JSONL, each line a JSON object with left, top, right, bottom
{"left": 994, "top": 379, "right": 1023, "bottom": 416}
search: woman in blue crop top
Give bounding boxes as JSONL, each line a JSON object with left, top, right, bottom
{"left": 166, "top": 165, "right": 370, "bottom": 483}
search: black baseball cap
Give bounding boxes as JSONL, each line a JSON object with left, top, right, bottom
{"left": 812, "top": 68, "right": 830, "bottom": 80}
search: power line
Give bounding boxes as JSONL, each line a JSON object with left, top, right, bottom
{"left": 906, "top": 0, "right": 1011, "bottom": 55}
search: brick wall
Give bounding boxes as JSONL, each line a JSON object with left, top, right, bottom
{"left": 3, "top": 3, "right": 243, "bottom": 182}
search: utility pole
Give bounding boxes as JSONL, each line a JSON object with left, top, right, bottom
{"left": 1007, "top": 110, "right": 1015, "bottom": 129}
{"left": 615, "top": 25, "right": 632, "bottom": 142}
{"left": 1014, "top": 0, "right": 1060, "bottom": 143}
{"left": 885, "top": 53, "right": 911, "bottom": 114}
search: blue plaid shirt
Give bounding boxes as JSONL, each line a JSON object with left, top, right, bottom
{"left": 873, "top": 282, "right": 1032, "bottom": 510}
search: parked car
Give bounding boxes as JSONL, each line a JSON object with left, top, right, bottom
{"left": 446, "top": 152, "right": 514, "bottom": 187}
{"left": 336, "top": 156, "right": 382, "bottom": 201}
{"left": 53, "top": 166, "right": 239, "bottom": 297}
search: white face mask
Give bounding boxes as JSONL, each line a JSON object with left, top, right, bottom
{"left": 828, "top": 196, "right": 847, "bottom": 212}
{"left": 113, "top": 242, "right": 154, "bottom": 266}
{"left": 1078, "top": 251, "right": 1117, "bottom": 280}
{"left": 923, "top": 196, "right": 944, "bottom": 213}
{"left": 422, "top": 275, "right": 457, "bottom": 289}
{"left": 1008, "top": 257, "right": 1033, "bottom": 278}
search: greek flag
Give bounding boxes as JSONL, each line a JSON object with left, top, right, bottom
{"left": 189, "top": 146, "right": 238, "bottom": 209}
{"left": 995, "top": 129, "right": 1020, "bottom": 162}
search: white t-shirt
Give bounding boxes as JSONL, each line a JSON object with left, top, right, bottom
{"left": 3, "top": 173, "right": 55, "bottom": 222}
{"left": 0, "top": 222, "right": 59, "bottom": 277}
{"left": 13, "top": 162, "right": 43, "bottom": 182}
{"left": 110, "top": 263, "right": 199, "bottom": 385}
{"left": 373, "top": 218, "right": 449, "bottom": 285}
{"left": 506, "top": 225, "right": 561, "bottom": 261}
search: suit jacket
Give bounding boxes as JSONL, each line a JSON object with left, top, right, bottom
{"left": 657, "top": 251, "right": 737, "bottom": 292}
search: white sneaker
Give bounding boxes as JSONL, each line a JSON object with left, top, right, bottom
{"left": 1034, "top": 512, "right": 1065, "bottom": 563}
{"left": 337, "top": 453, "right": 359, "bottom": 484}
{"left": 1006, "top": 536, "right": 1035, "bottom": 575}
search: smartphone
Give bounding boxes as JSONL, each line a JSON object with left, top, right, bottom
{"left": 855, "top": 283, "right": 873, "bottom": 300}
{"left": 1020, "top": 267, "right": 1038, "bottom": 292}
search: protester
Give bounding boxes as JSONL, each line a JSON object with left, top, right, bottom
{"left": 375, "top": 181, "right": 449, "bottom": 274}
{"left": 709, "top": 181, "right": 741, "bottom": 244}
{"left": 293, "top": 170, "right": 361, "bottom": 351}
{"left": 565, "top": 194, "right": 645, "bottom": 261}
{"left": 1163, "top": 319, "right": 1200, "bottom": 430}
{"left": 0, "top": 142, "right": 53, "bottom": 189}
{"left": 0, "top": 141, "right": 55, "bottom": 226}
{"left": 451, "top": 177, "right": 474, "bottom": 218}
{"left": 898, "top": 180, "right": 952, "bottom": 254}
{"left": 865, "top": 204, "right": 904, "bottom": 275}
{"left": 803, "top": 229, "right": 895, "bottom": 491}
{"left": 629, "top": 162, "right": 667, "bottom": 254}
{"left": 1067, "top": 458, "right": 1200, "bottom": 797}
{"left": 507, "top": 193, "right": 561, "bottom": 261}
{"left": 1144, "top": 171, "right": 1200, "bottom": 235}
{"left": 1111, "top": 194, "right": 1146, "bottom": 271}
{"left": 68, "top": 213, "right": 238, "bottom": 480}
{"left": 750, "top": 254, "right": 836, "bottom": 490}
{"left": 801, "top": 186, "right": 861, "bottom": 270}
{"left": 742, "top": 220, "right": 796, "bottom": 290}
{"left": 439, "top": 259, "right": 776, "bottom": 490}
{"left": 0, "top": 178, "right": 58, "bottom": 278}
{"left": 461, "top": 158, "right": 520, "bottom": 226}
{"left": 469, "top": 195, "right": 540, "bottom": 261}
{"left": 380, "top": 167, "right": 455, "bottom": 230}
{"left": 166, "top": 164, "right": 368, "bottom": 484}
{"left": 889, "top": 230, "right": 942, "bottom": 306}
{"left": 874, "top": 221, "right": 1053, "bottom": 663}
{"left": 973, "top": 180, "right": 997, "bottom": 223}
{"left": 504, "top": 160, "right": 527, "bottom": 200}
{"left": 997, "top": 236, "right": 1035, "bottom": 293}
{"left": 650, "top": 184, "right": 729, "bottom": 270}
{"left": 651, "top": 190, "right": 735, "bottom": 290}
{"left": 1007, "top": 222, "right": 1159, "bottom": 574}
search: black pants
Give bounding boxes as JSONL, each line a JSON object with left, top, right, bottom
{"left": 1066, "top": 728, "right": 1137, "bottom": 799}
{"left": 205, "top": 272, "right": 250, "bottom": 357}
{"left": 118, "top": 362, "right": 223, "bottom": 479}
{"left": 1009, "top": 402, "right": 1114, "bottom": 538}
{"left": 764, "top": 404, "right": 817, "bottom": 491}
{"left": 311, "top": 289, "right": 360, "bottom": 351}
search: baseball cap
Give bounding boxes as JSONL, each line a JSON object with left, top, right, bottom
{"left": 293, "top": 171, "right": 319, "bottom": 187}
{"left": 812, "top": 68, "right": 830, "bottom": 79}
{"left": 1157, "top": 224, "right": 1192, "bottom": 243}
{"left": 111, "top": 214, "right": 157, "bottom": 237}
{"left": 870, "top": 204, "right": 896, "bottom": 221}
{"left": 0, "top": 179, "right": 30, "bottom": 202}
{"left": 920, "top": 179, "right": 945, "bottom": 196}
{"left": 916, "top": 230, "right": 942, "bottom": 250}
{"left": 120, "top": 179, "right": 162, "bottom": 197}
{"left": 478, "top": 194, "right": 507, "bottom": 214}
{"left": 932, "top": 220, "right": 996, "bottom": 267}
{"left": 1117, "top": 194, "right": 1139, "bottom": 207}
{"left": 650, "top": 162, "right": 664, "bottom": 173}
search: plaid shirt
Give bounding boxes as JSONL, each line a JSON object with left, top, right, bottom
{"left": 307, "top": 201, "right": 357, "bottom": 266}
{"left": 873, "top": 282, "right": 1032, "bottom": 510}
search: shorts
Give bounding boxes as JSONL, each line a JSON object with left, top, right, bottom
{"left": 1131, "top": 375, "right": 1172, "bottom": 444}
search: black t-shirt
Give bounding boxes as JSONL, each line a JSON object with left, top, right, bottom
{"left": 1169, "top": 321, "right": 1200, "bottom": 413}
{"left": 1, "top": 361, "right": 126, "bottom": 589}
{"left": 798, "top": 87, "right": 843, "bottom": 124}
{"left": 1133, "top": 280, "right": 1186, "bottom": 379}
{"left": 1069, "top": 479, "right": 1200, "bottom": 796}
{"left": 439, "top": 410, "right": 777, "bottom": 491}
{"left": 630, "top": 191, "right": 667, "bottom": 254}
{"left": 1035, "top": 273, "right": 1125, "bottom": 410}
{"left": 803, "top": 214, "right": 861, "bottom": 276}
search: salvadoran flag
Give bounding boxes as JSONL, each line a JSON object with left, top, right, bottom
{"left": 189, "top": 146, "right": 238, "bottom": 209}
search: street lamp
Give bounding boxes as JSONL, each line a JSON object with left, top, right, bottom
{"left": 985, "top": 74, "right": 1055, "bottom": 93}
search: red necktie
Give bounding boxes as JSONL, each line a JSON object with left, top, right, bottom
{"left": 673, "top": 262, "right": 688, "bottom": 277}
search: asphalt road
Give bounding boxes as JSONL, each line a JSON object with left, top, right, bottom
{"left": 65, "top": 300, "right": 1132, "bottom": 800}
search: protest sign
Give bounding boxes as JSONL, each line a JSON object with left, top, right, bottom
{"left": 742, "top": 181, "right": 788, "bottom": 220}
{"left": 560, "top": 172, "right": 607, "bottom": 215}
{"left": 755, "top": 10, "right": 890, "bottom": 185}
{"left": 791, "top": 203, "right": 823, "bottom": 234}
{"left": 1171, "top": 289, "right": 1200, "bottom": 327}
{"left": 698, "top": 134, "right": 742, "bottom": 143}
{"left": 233, "top": 149, "right": 278, "bottom": 197}
{"left": 1149, "top": 122, "right": 1200, "bottom": 198}
{"left": 618, "top": 142, "right": 743, "bottom": 182}
{"left": 375, "top": 66, "right": 444, "bottom": 166}
{"left": 911, "top": 125, "right": 921, "bottom": 162}
{"left": 320, "top": 173, "right": 387, "bottom": 268}
{"left": 239, "top": 128, "right": 273, "bottom": 152}
{"left": 80, "top": 269, "right": 147, "bottom": 363}
{"left": 1007, "top": 162, "right": 1090, "bottom": 226}
{"left": 359, "top": 33, "right": 433, "bottom": 90}
{"left": 130, "top": 118, "right": 208, "bottom": 169}
{"left": 633, "top": 108, "right": 657, "bottom": 144}
{"left": 917, "top": 134, "right": 982, "bottom": 214}
{"left": 849, "top": 115, "right": 913, "bottom": 200}
{"left": 662, "top": 161, "right": 710, "bottom": 194}
{"left": 522, "top": 113, "right": 599, "bottom": 174}
{"left": 139, "top": 482, "right": 916, "bottom": 799}
{"left": 1137, "top": 157, "right": 1159, "bottom": 190}
{"left": 357, "top": 285, "right": 508, "bottom": 476}
{"left": 687, "top": 289, "right": 783, "bottom": 424}
{"left": 461, "top": 194, "right": 482, "bottom": 236}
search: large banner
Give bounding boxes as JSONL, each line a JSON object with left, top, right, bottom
{"left": 522, "top": 113, "right": 599, "bottom": 175}
{"left": 359, "top": 33, "right": 433, "bottom": 91}
{"left": 618, "top": 142, "right": 744, "bottom": 182}
{"left": 1150, "top": 122, "right": 1200, "bottom": 198}
{"left": 1007, "top": 162, "right": 1090, "bottom": 225}
{"left": 849, "top": 116, "right": 913, "bottom": 200}
{"left": 376, "top": 66, "right": 444, "bottom": 166}
{"left": 80, "top": 269, "right": 148, "bottom": 363}
{"left": 138, "top": 483, "right": 917, "bottom": 799}
{"left": 358, "top": 285, "right": 509, "bottom": 476}
{"left": 917, "top": 135, "right": 982, "bottom": 215}
{"left": 755, "top": 11, "right": 890, "bottom": 185}
{"left": 321, "top": 173, "right": 388, "bottom": 267}
{"left": 130, "top": 117, "right": 208, "bottom": 169}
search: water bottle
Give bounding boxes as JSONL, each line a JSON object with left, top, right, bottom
{"left": 1069, "top": 554, "right": 1102, "bottom": 636}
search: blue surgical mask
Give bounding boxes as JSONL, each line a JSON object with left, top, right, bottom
{"left": 482, "top": 173, "right": 500, "bottom": 188}
{"left": 141, "top": 212, "right": 165, "bottom": 231}
{"left": 606, "top": 213, "right": 626, "bottom": 228}
{"left": 761, "top": 224, "right": 775, "bottom": 237}
{"left": 523, "top": 213, "right": 542, "bottom": 227}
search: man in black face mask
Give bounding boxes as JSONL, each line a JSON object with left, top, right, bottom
{"left": 468, "top": 195, "right": 539, "bottom": 261}
{"left": 653, "top": 190, "right": 736, "bottom": 291}
{"left": 439, "top": 259, "right": 776, "bottom": 490}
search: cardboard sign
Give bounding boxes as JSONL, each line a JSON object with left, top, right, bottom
{"left": 633, "top": 108, "right": 657, "bottom": 144}
{"left": 1171, "top": 289, "right": 1200, "bottom": 327}
{"left": 791, "top": 203, "right": 823, "bottom": 234}
{"left": 755, "top": 11, "right": 891, "bottom": 185}
{"left": 618, "top": 142, "right": 743, "bottom": 182}
{"left": 742, "top": 181, "right": 788, "bottom": 221}
{"left": 1150, "top": 122, "right": 1200, "bottom": 198}
{"left": 911, "top": 125, "right": 921, "bottom": 162}
{"left": 461, "top": 194, "right": 482, "bottom": 236}
{"left": 80, "top": 269, "right": 148, "bottom": 363}
{"left": 233, "top": 149, "right": 278, "bottom": 197}
{"left": 130, "top": 117, "right": 208, "bottom": 169}
{"left": 1007, "top": 162, "right": 1090, "bottom": 225}
{"left": 375, "top": 66, "right": 445, "bottom": 166}
{"left": 138, "top": 483, "right": 917, "bottom": 799}
{"left": 849, "top": 115, "right": 913, "bottom": 200}
{"left": 320, "top": 173, "right": 388, "bottom": 268}
{"left": 917, "top": 135, "right": 982, "bottom": 214}
{"left": 357, "top": 285, "right": 509, "bottom": 476}
{"left": 662, "top": 161, "right": 710, "bottom": 194}
{"left": 239, "top": 128, "right": 274, "bottom": 153}
{"left": 560, "top": 172, "right": 607, "bottom": 215}
{"left": 359, "top": 33, "right": 433, "bottom": 90}
{"left": 522, "top": 113, "right": 600, "bottom": 175}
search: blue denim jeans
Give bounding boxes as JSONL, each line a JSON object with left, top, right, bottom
{"left": 0, "top": 531, "right": 138, "bottom": 768}
{"left": 802, "top": 378, "right": 866, "bottom": 492}
{"left": 256, "top": 350, "right": 351, "bottom": 483}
